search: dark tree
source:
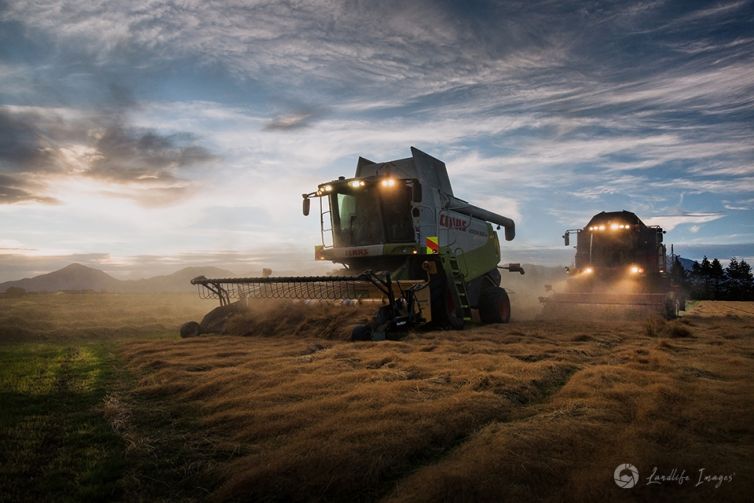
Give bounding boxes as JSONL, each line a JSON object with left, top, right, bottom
{"left": 725, "top": 257, "right": 754, "bottom": 300}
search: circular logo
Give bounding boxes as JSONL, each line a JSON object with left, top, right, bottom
{"left": 614, "top": 463, "right": 639, "bottom": 489}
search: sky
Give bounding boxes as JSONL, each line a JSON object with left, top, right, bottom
{"left": 1, "top": 0, "right": 753, "bottom": 281}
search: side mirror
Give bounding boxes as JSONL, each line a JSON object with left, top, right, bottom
{"left": 508, "top": 263, "right": 525, "bottom": 275}
{"left": 498, "top": 263, "right": 525, "bottom": 275}
{"left": 563, "top": 232, "right": 570, "bottom": 247}
{"left": 303, "top": 196, "right": 311, "bottom": 216}
{"left": 412, "top": 181, "right": 422, "bottom": 203}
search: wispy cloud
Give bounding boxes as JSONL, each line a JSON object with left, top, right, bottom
{"left": 644, "top": 212, "right": 725, "bottom": 231}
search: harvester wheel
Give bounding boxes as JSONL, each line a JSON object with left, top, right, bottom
{"left": 445, "top": 288, "right": 465, "bottom": 330}
{"left": 200, "top": 302, "right": 242, "bottom": 334}
{"left": 180, "top": 321, "right": 201, "bottom": 338}
{"left": 665, "top": 297, "right": 681, "bottom": 319}
{"left": 430, "top": 276, "right": 464, "bottom": 329}
{"left": 351, "top": 324, "right": 373, "bottom": 341}
{"left": 479, "top": 287, "right": 511, "bottom": 324}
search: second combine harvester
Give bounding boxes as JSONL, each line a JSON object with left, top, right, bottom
{"left": 189, "top": 147, "right": 523, "bottom": 340}
{"left": 540, "top": 210, "right": 686, "bottom": 318}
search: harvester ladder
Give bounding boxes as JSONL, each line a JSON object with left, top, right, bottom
{"left": 448, "top": 255, "right": 472, "bottom": 321}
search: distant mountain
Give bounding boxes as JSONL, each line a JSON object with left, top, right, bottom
{"left": 125, "top": 266, "right": 236, "bottom": 292}
{"left": 0, "top": 263, "right": 122, "bottom": 293}
{"left": 0, "top": 263, "right": 236, "bottom": 293}
{"left": 675, "top": 256, "right": 696, "bottom": 271}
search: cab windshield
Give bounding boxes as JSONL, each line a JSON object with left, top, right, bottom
{"left": 330, "top": 184, "right": 414, "bottom": 247}
{"left": 589, "top": 232, "right": 634, "bottom": 267}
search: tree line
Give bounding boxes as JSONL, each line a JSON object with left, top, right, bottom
{"left": 672, "top": 256, "right": 754, "bottom": 300}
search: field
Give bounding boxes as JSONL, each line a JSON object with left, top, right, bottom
{"left": 1, "top": 293, "right": 753, "bottom": 502}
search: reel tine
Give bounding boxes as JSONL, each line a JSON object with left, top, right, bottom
{"left": 190, "top": 275, "right": 379, "bottom": 303}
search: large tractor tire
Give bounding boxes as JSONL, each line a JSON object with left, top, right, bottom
{"left": 479, "top": 286, "right": 511, "bottom": 324}
{"left": 429, "top": 274, "right": 464, "bottom": 330}
{"left": 665, "top": 296, "right": 681, "bottom": 319}
{"left": 179, "top": 321, "right": 201, "bottom": 338}
{"left": 199, "top": 302, "right": 243, "bottom": 334}
{"left": 445, "top": 287, "right": 465, "bottom": 329}
{"left": 351, "top": 324, "right": 373, "bottom": 341}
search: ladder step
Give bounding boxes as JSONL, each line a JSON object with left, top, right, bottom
{"left": 448, "top": 255, "right": 471, "bottom": 320}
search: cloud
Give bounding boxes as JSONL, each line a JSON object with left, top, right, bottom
{"left": 0, "top": 103, "right": 215, "bottom": 205}
{"left": 264, "top": 112, "right": 317, "bottom": 131}
{"left": 87, "top": 127, "right": 213, "bottom": 183}
{"left": 263, "top": 104, "right": 328, "bottom": 131}
{"left": 0, "top": 182, "right": 60, "bottom": 204}
{"left": 0, "top": 108, "right": 58, "bottom": 171}
{"left": 644, "top": 213, "right": 725, "bottom": 231}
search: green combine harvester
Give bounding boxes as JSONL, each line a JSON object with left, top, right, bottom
{"left": 187, "top": 147, "right": 523, "bottom": 340}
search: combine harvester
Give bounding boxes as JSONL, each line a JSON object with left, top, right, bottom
{"left": 186, "top": 147, "right": 524, "bottom": 340}
{"left": 540, "top": 210, "right": 685, "bottom": 319}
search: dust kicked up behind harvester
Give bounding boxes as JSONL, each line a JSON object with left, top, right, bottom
{"left": 540, "top": 211, "right": 686, "bottom": 319}
{"left": 185, "top": 147, "right": 524, "bottom": 340}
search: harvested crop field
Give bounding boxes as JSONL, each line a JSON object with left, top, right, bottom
{"left": 1, "top": 294, "right": 753, "bottom": 501}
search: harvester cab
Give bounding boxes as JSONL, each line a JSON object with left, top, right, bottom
{"left": 189, "top": 147, "right": 523, "bottom": 340}
{"left": 541, "top": 210, "right": 685, "bottom": 318}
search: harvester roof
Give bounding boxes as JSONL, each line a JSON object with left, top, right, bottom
{"left": 586, "top": 210, "right": 647, "bottom": 230}
{"left": 355, "top": 146, "right": 454, "bottom": 195}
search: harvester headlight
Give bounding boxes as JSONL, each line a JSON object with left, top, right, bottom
{"left": 610, "top": 223, "right": 619, "bottom": 231}
{"left": 584, "top": 266, "right": 594, "bottom": 274}
{"left": 324, "top": 184, "right": 333, "bottom": 192}
{"left": 381, "top": 178, "right": 397, "bottom": 188}
{"left": 598, "top": 225, "right": 605, "bottom": 231}
{"left": 349, "top": 180, "right": 365, "bottom": 188}
{"left": 629, "top": 265, "right": 644, "bottom": 274}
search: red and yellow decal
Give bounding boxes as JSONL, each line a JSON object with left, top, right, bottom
{"left": 426, "top": 236, "right": 439, "bottom": 254}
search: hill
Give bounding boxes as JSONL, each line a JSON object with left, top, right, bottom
{"left": 125, "top": 266, "right": 236, "bottom": 292}
{"left": 0, "top": 264, "right": 235, "bottom": 293}
{"left": 0, "top": 263, "right": 122, "bottom": 293}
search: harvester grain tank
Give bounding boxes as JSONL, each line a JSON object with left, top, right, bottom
{"left": 540, "top": 211, "right": 685, "bottom": 318}
{"left": 188, "top": 147, "right": 523, "bottom": 340}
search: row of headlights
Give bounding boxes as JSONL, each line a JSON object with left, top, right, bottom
{"left": 582, "top": 265, "right": 645, "bottom": 274}
{"left": 588, "top": 223, "right": 632, "bottom": 231}
{"left": 317, "top": 177, "right": 397, "bottom": 195}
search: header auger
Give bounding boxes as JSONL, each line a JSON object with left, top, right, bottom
{"left": 184, "top": 147, "right": 523, "bottom": 341}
